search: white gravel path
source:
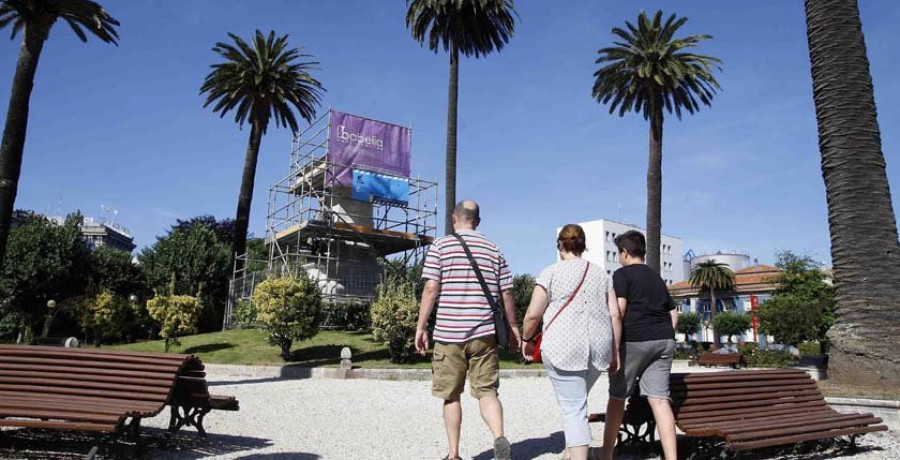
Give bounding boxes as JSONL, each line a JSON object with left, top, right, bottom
{"left": 138, "top": 369, "right": 900, "bottom": 460}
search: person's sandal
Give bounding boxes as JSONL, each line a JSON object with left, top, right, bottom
{"left": 494, "top": 436, "right": 512, "bottom": 460}
{"left": 441, "top": 456, "right": 462, "bottom": 460}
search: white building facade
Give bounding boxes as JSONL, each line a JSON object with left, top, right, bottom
{"left": 559, "top": 219, "right": 685, "bottom": 285}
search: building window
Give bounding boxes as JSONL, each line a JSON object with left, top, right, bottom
{"left": 605, "top": 231, "right": 611, "bottom": 242}
{"left": 613, "top": 252, "right": 618, "bottom": 263}
{"left": 606, "top": 251, "right": 612, "bottom": 262}
{"left": 606, "top": 270, "right": 611, "bottom": 275}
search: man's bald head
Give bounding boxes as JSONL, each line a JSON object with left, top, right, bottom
{"left": 452, "top": 200, "right": 480, "bottom": 230}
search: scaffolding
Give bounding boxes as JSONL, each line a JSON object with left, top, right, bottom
{"left": 224, "top": 110, "right": 438, "bottom": 329}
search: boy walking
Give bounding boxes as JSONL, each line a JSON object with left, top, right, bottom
{"left": 415, "top": 200, "right": 521, "bottom": 460}
{"left": 602, "top": 230, "right": 679, "bottom": 460}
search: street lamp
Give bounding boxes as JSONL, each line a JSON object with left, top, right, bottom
{"left": 41, "top": 299, "right": 58, "bottom": 340}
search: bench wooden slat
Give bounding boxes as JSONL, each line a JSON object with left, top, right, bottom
{"left": 0, "top": 408, "right": 124, "bottom": 424}
{"left": 0, "top": 384, "right": 170, "bottom": 403}
{"left": 0, "top": 418, "right": 117, "bottom": 432}
{"left": 0, "top": 347, "right": 190, "bottom": 366}
{"left": 677, "top": 401, "right": 829, "bottom": 427}
{"left": 0, "top": 400, "right": 143, "bottom": 416}
{"left": 0, "top": 344, "right": 192, "bottom": 361}
{"left": 723, "top": 413, "right": 879, "bottom": 436}
{"left": 726, "top": 416, "right": 885, "bottom": 442}
{"left": 0, "top": 362, "right": 183, "bottom": 380}
{"left": 674, "top": 383, "right": 817, "bottom": 400}
{"left": 672, "top": 379, "right": 813, "bottom": 392}
{"left": 686, "top": 411, "right": 863, "bottom": 437}
{"left": 0, "top": 376, "right": 174, "bottom": 394}
{"left": 0, "top": 370, "right": 175, "bottom": 387}
{"left": 680, "top": 408, "right": 836, "bottom": 432}
{"left": 728, "top": 425, "right": 888, "bottom": 451}
{"left": 0, "top": 356, "right": 182, "bottom": 373}
{"left": 676, "top": 395, "right": 825, "bottom": 417}
{"left": 677, "top": 389, "right": 823, "bottom": 408}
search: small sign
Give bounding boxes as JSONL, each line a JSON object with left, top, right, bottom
{"left": 351, "top": 170, "right": 410, "bottom": 205}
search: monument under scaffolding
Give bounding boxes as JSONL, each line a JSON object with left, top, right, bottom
{"left": 224, "top": 109, "right": 438, "bottom": 329}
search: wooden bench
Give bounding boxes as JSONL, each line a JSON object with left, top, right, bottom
{"left": 696, "top": 353, "right": 744, "bottom": 369}
{"left": 0, "top": 345, "right": 239, "bottom": 459}
{"left": 591, "top": 369, "right": 888, "bottom": 459}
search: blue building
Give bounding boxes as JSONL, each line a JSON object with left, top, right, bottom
{"left": 669, "top": 264, "right": 781, "bottom": 344}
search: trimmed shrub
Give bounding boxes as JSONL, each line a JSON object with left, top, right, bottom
{"left": 321, "top": 301, "right": 371, "bottom": 331}
{"left": 253, "top": 276, "right": 322, "bottom": 360}
{"left": 233, "top": 300, "right": 258, "bottom": 328}
{"left": 712, "top": 311, "right": 752, "bottom": 344}
{"left": 745, "top": 348, "right": 797, "bottom": 368}
{"left": 758, "top": 296, "right": 823, "bottom": 346}
{"left": 147, "top": 294, "right": 203, "bottom": 352}
{"left": 73, "top": 291, "right": 142, "bottom": 345}
{"left": 676, "top": 312, "right": 701, "bottom": 338}
{"left": 510, "top": 274, "right": 535, "bottom": 327}
{"left": 370, "top": 276, "right": 419, "bottom": 364}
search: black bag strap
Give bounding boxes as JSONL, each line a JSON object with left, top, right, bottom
{"left": 451, "top": 233, "right": 502, "bottom": 316}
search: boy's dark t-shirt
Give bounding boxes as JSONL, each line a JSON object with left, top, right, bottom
{"left": 613, "top": 264, "right": 676, "bottom": 342}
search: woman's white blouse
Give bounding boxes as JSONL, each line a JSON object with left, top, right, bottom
{"left": 536, "top": 259, "right": 614, "bottom": 372}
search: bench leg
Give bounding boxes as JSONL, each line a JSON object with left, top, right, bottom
{"left": 168, "top": 405, "right": 213, "bottom": 438}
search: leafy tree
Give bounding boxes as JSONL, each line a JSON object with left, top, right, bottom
{"left": 72, "top": 291, "right": 139, "bottom": 345}
{"left": 88, "top": 246, "right": 148, "bottom": 299}
{"left": 406, "top": 0, "right": 517, "bottom": 234}
{"left": 712, "top": 311, "right": 751, "bottom": 344}
{"left": 593, "top": 11, "right": 720, "bottom": 273}
{"left": 510, "top": 273, "right": 535, "bottom": 328}
{"left": 253, "top": 276, "right": 322, "bottom": 360}
{"left": 676, "top": 311, "right": 701, "bottom": 339}
{"left": 0, "top": 212, "right": 91, "bottom": 341}
{"left": 201, "top": 30, "right": 324, "bottom": 270}
{"left": 172, "top": 215, "right": 236, "bottom": 245}
{"left": 147, "top": 288, "right": 203, "bottom": 352}
{"left": 0, "top": 0, "right": 119, "bottom": 270}
{"left": 138, "top": 221, "right": 230, "bottom": 331}
{"left": 805, "top": 0, "right": 900, "bottom": 386}
{"left": 757, "top": 251, "right": 835, "bottom": 349}
{"left": 371, "top": 275, "right": 419, "bottom": 364}
{"left": 688, "top": 261, "right": 734, "bottom": 347}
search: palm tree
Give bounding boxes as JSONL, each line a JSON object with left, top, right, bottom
{"left": 0, "top": 0, "right": 119, "bottom": 270}
{"left": 406, "top": 0, "right": 517, "bottom": 235}
{"left": 201, "top": 30, "right": 324, "bottom": 270}
{"left": 804, "top": 0, "right": 900, "bottom": 386}
{"left": 593, "top": 11, "right": 720, "bottom": 273}
{"left": 689, "top": 260, "right": 734, "bottom": 347}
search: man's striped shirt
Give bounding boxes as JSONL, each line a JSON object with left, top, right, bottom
{"left": 422, "top": 230, "right": 513, "bottom": 344}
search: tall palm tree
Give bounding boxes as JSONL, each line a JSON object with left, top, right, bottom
{"left": 201, "top": 30, "right": 324, "bottom": 270}
{"left": 593, "top": 11, "right": 720, "bottom": 273}
{"left": 689, "top": 260, "right": 734, "bottom": 347}
{"left": 0, "top": 0, "right": 118, "bottom": 270}
{"left": 406, "top": 0, "right": 517, "bottom": 235}
{"left": 804, "top": 0, "right": 900, "bottom": 386}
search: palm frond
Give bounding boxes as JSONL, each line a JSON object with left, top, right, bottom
{"left": 200, "top": 29, "right": 325, "bottom": 133}
{"left": 592, "top": 10, "right": 721, "bottom": 120}
{"left": 406, "top": 0, "right": 517, "bottom": 58}
{"left": 0, "top": 0, "right": 119, "bottom": 44}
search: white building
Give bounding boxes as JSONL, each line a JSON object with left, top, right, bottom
{"left": 558, "top": 219, "right": 685, "bottom": 285}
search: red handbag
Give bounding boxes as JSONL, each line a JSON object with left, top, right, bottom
{"left": 532, "top": 263, "right": 590, "bottom": 363}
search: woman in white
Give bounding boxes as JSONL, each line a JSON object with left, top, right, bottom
{"left": 522, "top": 224, "right": 622, "bottom": 460}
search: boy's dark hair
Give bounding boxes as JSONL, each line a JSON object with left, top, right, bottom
{"left": 615, "top": 230, "right": 646, "bottom": 259}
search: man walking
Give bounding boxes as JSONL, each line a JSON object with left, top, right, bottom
{"left": 416, "top": 200, "right": 520, "bottom": 460}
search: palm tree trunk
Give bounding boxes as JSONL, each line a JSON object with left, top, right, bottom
{"left": 646, "top": 96, "right": 663, "bottom": 273}
{"left": 232, "top": 121, "right": 265, "bottom": 272}
{"left": 709, "top": 287, "right": 720, "bottom": 347}
{"left": 444, "top": 43, "right": 459, "bottom": 235}
{"left": 805, "top": 0, "right": 900, "bottom": 386}
{"left": 0, "top": 27, "right": 48, "bottom": 270}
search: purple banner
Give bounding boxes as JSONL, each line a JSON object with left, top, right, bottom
{"left": 328, "top": 110, "right": 411, "bottom": 185}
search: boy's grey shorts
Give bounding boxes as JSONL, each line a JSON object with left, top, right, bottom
{"left": 609, "top": 339, "right": 675, "bottom": 400}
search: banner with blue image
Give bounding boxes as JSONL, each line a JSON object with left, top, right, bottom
{"left": 351, "top": 169, "right": 410, "bottom": 205}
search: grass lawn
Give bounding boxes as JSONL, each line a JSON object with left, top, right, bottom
{"left": 108, "top": 328, "right": 533, "bottom": 369}
{"left": 818, "top": 379, "right": 900, "bottom": 401}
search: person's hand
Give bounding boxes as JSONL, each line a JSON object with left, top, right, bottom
{"left": 415, "top": 328, "right": 429, "bottom": 356}
{"left": 609, "top": 349, "right": 620, "bottom": 375}
{"left": 509, "top": 326, "right": 522, "bottom": 352}
{"left": 522, "top": 340, "right": 535, "bottom": 363}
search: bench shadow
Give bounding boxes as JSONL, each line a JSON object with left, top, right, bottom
{"left": 472, "top": 431, "right": 565, "bottom": 460}
{"left": 233, "top": 454, "right": 321, "bottom": 460}
{"left": 182, "top": 343, "right": 236, "bottom": 354}
{"left": 144, "top": 427, "right": 274, "bottom": 459}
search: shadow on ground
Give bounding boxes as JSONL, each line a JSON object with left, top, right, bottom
{"left": 183, "top": 343, "right": 237, "bottom": 354}
{"left": 472, "top": 431, "right": 565, "bottom": 460}
{"left": 233, "top": 454, "right": 321, "bottom": 460}
{"left": 0, "top": 426, "right": 275, "bottom": 460}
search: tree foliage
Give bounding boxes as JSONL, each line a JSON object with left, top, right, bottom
{"left": 0, "top": 212, "right": 91, "bottom": 339}
{"left": 72, "top": 291, "right": 143, "bottom": 345}
{"left": 510, "top": 273, "right": 535, "bottom": 328}
{"left": 676, "top": 311, "right": 701, "bottom": 337}
{"left": 712, "top": 311, "right": 751, "bottom": 344}
{"left": 139, "top": 219, "right": 230, "bottom": 332}
{"left": 371, "top": 275, "right": 419, "bottom": 364}
{"left": 406, "top": 0, "right": 517, "bottom": 57}
{"left": 253, "top": 276, "right": 323, "bottom": 360}
{"left": 758, "top": 251, "right": 836, "bottom": 347}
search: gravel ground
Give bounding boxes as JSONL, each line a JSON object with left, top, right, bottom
{"left": 1, "top": 368, "right": 898, "bottom": 459}
{"left": 138, "top": 369, "right": 900, "bottom": 460}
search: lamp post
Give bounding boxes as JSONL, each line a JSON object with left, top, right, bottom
{"left": 41, "top": 299, "right": 58, "bottom": 339}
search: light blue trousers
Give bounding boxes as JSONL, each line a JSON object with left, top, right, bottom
{"left": 543, "top": 358, "right": 602, "bottom": 448}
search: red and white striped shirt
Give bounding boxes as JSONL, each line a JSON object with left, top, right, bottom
{"left": 422, "top": 230, "right": 513, "bottom": 344}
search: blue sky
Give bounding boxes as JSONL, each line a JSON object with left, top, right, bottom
{"left": 2, "top": 1, "right": 899, "bottom": 276}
